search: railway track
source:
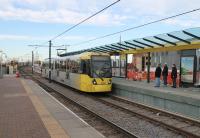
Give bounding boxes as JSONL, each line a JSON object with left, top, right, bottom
{"left": 31, "top": 76, "right": 138, "bottom": 138}
{"left": 95, "top": 96, "right": 200, "bottom": 138}
{"left": 20, "top": 69, "right": 200, "bottom": 138}
{"left": 29, "top": 75, "right": 191, "bottom": 137}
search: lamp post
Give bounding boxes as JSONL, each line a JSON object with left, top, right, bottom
{"left": 32, "top": 51, "right": 34, "bottom": 74}
{"left": 49, "top": 40, "right": 52, "bottom": 83}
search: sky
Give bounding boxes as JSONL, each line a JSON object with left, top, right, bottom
{"left": 0, "top": 0, "right": 200, "bottom": 61}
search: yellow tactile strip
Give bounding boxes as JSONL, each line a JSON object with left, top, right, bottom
{"left": 21, "top": 79, "right": 69, "bottom": 138}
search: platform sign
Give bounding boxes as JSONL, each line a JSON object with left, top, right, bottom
{"left": 181, "top": 57, "right": 194, "bottom": 83}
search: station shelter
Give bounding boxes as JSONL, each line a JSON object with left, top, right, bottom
{"left": 110, "top": 27, "right": 200, "bottom": 87}
{"left": 58, "top": 27, "right": 200, "bottom": 87}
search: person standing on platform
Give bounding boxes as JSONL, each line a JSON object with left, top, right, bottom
{"left": 162, "top": 63, "right": 168, "bottom": 87}
{"left": 154, "top": 63, "right": 162, "bottom": 87}
{"left": 171, "top": 64, "right": 177, "bottom": 88}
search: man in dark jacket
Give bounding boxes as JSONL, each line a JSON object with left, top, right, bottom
{"left": 171, "top": 64, "right": 177, "bottom": 88}
{"left": 155, "top": 63, "right": 162, "bottom": 87}
{"left": 162, "top": 63, "right": 168, "bottom": 86}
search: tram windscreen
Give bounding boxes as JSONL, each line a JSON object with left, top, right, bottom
{"left": 92, "top": 56, "right": 112, "bottom": 78}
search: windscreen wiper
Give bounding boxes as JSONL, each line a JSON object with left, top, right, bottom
{"left": 93, "top": 69, "right": 104, "bottom": 81}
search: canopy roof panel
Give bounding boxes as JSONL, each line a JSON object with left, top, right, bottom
{"left": 59, "top": 27, "right": 200, "bottom": 57}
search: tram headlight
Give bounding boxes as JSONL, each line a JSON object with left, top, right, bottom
{"left": 108, "top": 79, "right": 112, "bottom": 84}
{"left": 92, "top": 79, "right": 97, "bottom": 85}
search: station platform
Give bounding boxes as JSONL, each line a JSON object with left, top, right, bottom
{"left": 0, "top": 75, "right": 104, "bottom": 138}
{"left": 112, "top": 78, "right": 200, "bottom": 120}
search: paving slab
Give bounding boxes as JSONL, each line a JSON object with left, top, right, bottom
{"left": 0, "top": 75, "right": 104, "bottom": 138}
{"left": 25, "top": 78, "right": 105, "bottom": 138}
{"left": 0, "top": 76, "right": 51, "bottom": 138}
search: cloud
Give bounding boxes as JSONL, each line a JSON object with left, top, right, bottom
{"left": 164, "top": 18, "right": 200, "bottom": 28}
{"left": 0, "top": 34, "right": 94, "bottom": 41}
{"left": 0, "top": 0, "right": 199, "bottom": 27}
{"left": 118, "top": 0, "right": 200, "bottom": 27}
{"left": 0, "top": 0, "right": 127, "bottom": 26}
{"left": 0, "top": 34, "right": 30, "bottom": 40}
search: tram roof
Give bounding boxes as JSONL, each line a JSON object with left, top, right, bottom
{"left": 59, "top": 27, "right": 200, "bottom": 57}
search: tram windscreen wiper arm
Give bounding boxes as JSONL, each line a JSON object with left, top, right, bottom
{"left": 93, "top": 70, "right": 104, "bottom": 81}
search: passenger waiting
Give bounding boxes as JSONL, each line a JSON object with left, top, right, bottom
{"left": 154, "top": 63, "right": 162, "bottom": 87}
{"left": 162, "top": 63, "right": 168, "bottom": 87}
{"left": 171, "top": 64, "right": 177, "bottom": 88}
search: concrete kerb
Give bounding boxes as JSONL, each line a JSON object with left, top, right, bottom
{"left": 113, "top": 83, "right": 200, "bottom": 107}
{"left": 113, "top": 83, "right": 200, "bottom": 120}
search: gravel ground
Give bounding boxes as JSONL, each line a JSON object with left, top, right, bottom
{"left": 39, "top": 78, "right": 185, "bottom": 138}
{"left": 100, "top": 96, "right": 200, "bottom": 136}
{"left": 50, "top": 92, "right": 129, "bottom": 138}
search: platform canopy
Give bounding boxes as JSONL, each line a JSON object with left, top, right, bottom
{"left": 59, "top": 27, "right": 200, "bottom": 57}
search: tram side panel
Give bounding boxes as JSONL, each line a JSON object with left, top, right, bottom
{"left": 42, "top": 68, "right": 49, "bottom": 78}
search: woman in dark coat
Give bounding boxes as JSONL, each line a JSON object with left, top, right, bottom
{"left": 155, "top": 63, "right": 162, "bottom": 87}
{"left": 162, "top": 63, "right": 168, "bottom": 86}
{"left": 171, "top": 64, "right": 177, "bottom": 88}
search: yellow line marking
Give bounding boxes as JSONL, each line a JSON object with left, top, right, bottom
{"left": 21, "top": 79, "right": 69, "bottom": 138}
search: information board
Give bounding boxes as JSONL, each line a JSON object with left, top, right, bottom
{"left": 181, "top": 57, "right": 194, "bottom": 83}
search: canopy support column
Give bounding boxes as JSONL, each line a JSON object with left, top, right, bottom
{"left": 147, "top": 52, "right": 151, "bottom": 83}
{"left": 125, "top": 54, "right": 128, "bottom": 78}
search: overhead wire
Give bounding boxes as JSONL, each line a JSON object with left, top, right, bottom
{"left": 70, "top": 7, "right": 200, "bottom": 46}
{"left": 28, "top": 0, "right": 120, "bottom": 54}
{"left": 49, "top": 0, "right": 120, "bottom": 41}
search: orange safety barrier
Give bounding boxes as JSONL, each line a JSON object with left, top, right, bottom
{"left": 128, "top": 71, "right": 153, "bottom": 81}
{"left": 127, "top": 70, "right": 180, "bottom": 87}
{"left": 16, "top": 71, "right": 20, "bottom": 78}
{"left": 127, "top": 71, "right": 139, "bottom": 81}
{"left": 150, "top": 72, "right": 155, "bottom": 80}
{"left": 137, "top": 72, "right": 142, "bottom": 81}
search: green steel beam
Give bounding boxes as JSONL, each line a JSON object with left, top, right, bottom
{"left": 167, "top": 34, "right": 191, "bottom": 44}
{"left": 143, "top": 38, "right": 164, "bottom": 47}
{"left": 154, "top": 36, "right": 176, "bottom": 46}
{"left": 133, "top": 40, "right": 154, "bottom": 48}
{"left": 124, "top": 41, "right": 144, "bottom": 49}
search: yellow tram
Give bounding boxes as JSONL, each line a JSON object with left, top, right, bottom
{"left": 42, "top": 52, "right": 112, "bottom": 92}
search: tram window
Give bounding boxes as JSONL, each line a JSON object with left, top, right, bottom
{"left": 59, "top": 60, "right": 66, "bottom": 71}
{"left": 66, "top": 60, "right": 70, "bottom": 70}
{"left": 55, "top": 61, "right": 57, "bottom": 69}
{"left": 71, "top": 60, "right": 80, "bottom": 73}
{"left": 86, "top": 60, "right": 91, "bottom": 75}
{"left": 55, "top": 61, "right": 59, "bottom": 69}
{"left": 81, "top": 60, "right": 90, "bottom": 75}
{"left": 42, "top": 63, "right": 45, "bottom": 68}
{"left": 81, "top": 60, "right": 86, "bottom": 74}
